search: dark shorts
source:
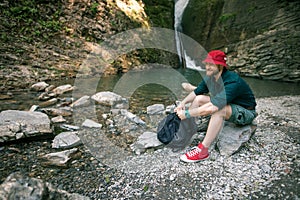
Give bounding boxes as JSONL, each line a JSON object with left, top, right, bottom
{"left": 228, "top": 104, "right": 257, "bottom": 126}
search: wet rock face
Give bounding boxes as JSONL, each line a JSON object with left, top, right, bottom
{"left": 183, "top": 0, "right": 300, "bottom": 82}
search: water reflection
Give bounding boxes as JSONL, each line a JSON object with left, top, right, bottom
{"left": 0, "top": 68, "right": 299, "bottom": 112}
{"left": 129, "top": 84, "right": 178, "bottom": 114}
{"left": 178, "top": 68, "right": 300, "bottom": 98}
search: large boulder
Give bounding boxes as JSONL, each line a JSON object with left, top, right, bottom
{"left": 30, "top": 81, "right": 49, "bottom": 91}
{"left": 216, "top": 122, "right": 257, "bottom": 156}
{"left": 0, "top": 110, "right": 52, "bottom": 143}
{"left": 146, "top": 104, "right": 165, "bottom": 115}
{"left": 91, "top": 91, "right": 128, "bottom": 109}
{"left": 52, "top": 84, "right": 74, "bottom": 95}
{"left": 0, "top": 172, "right": 90, "bottom": 200}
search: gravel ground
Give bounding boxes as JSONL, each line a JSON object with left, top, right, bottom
{"left": 0, "top": 95, "right": 299, "bottom": 199}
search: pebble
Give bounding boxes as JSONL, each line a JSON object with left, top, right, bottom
{"left": 0, "top": 96, "right": 299, "bottom": 200}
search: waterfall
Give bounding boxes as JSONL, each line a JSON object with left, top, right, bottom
{"left": 174, "top": 0, "right": 200, "bottom": 70}
{"left": 174, "top": 0, "right": 189, "bottom": 66}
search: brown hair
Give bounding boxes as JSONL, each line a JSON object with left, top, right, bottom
{"left": 217, "top": 64, "right": 224, "bottom": 71}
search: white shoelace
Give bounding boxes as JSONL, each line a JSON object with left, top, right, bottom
{"left": 186, "top": 147, "right": 201, "bottom": 157}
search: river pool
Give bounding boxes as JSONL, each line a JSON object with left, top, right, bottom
{"left": 0, "top": 68, "right": 299, "bottom": 112}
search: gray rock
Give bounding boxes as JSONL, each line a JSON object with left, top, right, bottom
{"left": 39, "top": 98, "right": 58, "bottom": 107}
{"left": 29, "top": 105, "right": 39, "bottom": 112}
{"left": 216, "top": 122, "right": 257, "bottom": 156}
{"left": 30, "top": 81, "right": 49, "bottom": 91}
{"left": 71, "top": 95, "right": 91, "bottom": 108}
{"left": 130, "top": 131, "right": 163, "bottom": 155}
{"left": 52, "top": 84, "right": 74, "bottom": 95}
{"left": 41, "top": 107, "right": 73, "bottom": 117}
{"left": 60, "top": 124, "right": 80, "bottom": 131}
{"left": 91, "top": 91, "right": 128, "bottom": 108}
{"left": 197, "top": 115, "right": 210, "bottom": 132}
{"left": 147, "top": 104, "right": 165, "bottom": 115}
{"left": 52, "top": 131, "right": 82, "bottom": 149}
{"left": 82, "top": 119, "right": 102, "bottom": 128}
{"left": 0, "top": 110, "right": 52, "bottom": 143}
{"left": 120, "top": 109, "right": 146, "bottom": 126}
{"left": 45, "top": 85, "right": 55, "bottom": 92}
{"left": 147, "top": 114, "right": 165, "bottom": 130}
{"left": 0, "top": 172, "right": 90, "bottom": 200}
{"left": 51, "top": 115, "right": 67, "bottom": 123}
{"left": 165, "top": 104, "right": 176, "bottom": 114}
{"left": 0, "top": 93, "right": 13, "bottom": 100}
{"left": 109, "top": 110, "right": 146, "bottom": 138}
{"left": 41, "top": 148, "right": 79, "bottom": 167}
{"left": 38, "top": 91, "right": 53, "bottom": 100}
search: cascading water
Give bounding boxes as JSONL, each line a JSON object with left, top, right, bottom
{"left": 174, "top": 0, "right": 189, "bottom": 66}
{"left": 174, "top": 0, "right": 201, "bottom": 70}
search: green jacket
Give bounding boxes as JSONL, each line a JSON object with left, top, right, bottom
{"left": 194, "top": 69, "right": 256, "bottom": 110}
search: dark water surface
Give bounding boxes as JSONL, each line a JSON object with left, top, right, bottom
{"left": 180, "top": 68, "right": 300, "bottom": 98}
{"left": 0, "top": 69, "right": 299, "bottom": 111}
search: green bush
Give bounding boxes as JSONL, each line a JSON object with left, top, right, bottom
{"left": 3, "top": 0, "right": 63, "bottom": 41}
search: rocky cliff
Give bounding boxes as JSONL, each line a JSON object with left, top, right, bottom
{"left": 1, "top": 0, "right": 299, "bottom": 92}
{"left": 0, "top": 0, "right": 174, "bottom": 91}
{"left": 183, "top": 0, "right": 300, "bottom": 82}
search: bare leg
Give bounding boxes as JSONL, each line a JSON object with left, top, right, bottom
{"left": 202, "top": 105, "right": 232, "bottom": 148}
{"left": 179, "top": 102, "right": 233, "bottom": 162}
{"left": 182, "top": 83, "right": 197, "bottom": 92}
{"left": 189, "top": 95, "right": 210, "bottom": 109}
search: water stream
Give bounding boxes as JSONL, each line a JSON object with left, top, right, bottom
{"left": 0, "top": 69, "right": 299, "bottom": 112}
{"left": 174, "top": 0, "right": 189, "bottom": 66}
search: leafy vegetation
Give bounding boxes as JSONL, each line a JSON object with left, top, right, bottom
{"left": 218, "top": 12, "right": 236, "bottom": 24}
{"left": 90, "top": 2, "right": 100, "bottom": 17}
{"left": 2, "top": 0, "right": 63, "bottom": 42}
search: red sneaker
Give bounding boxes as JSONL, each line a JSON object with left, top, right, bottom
{"left": 180, "top": 143, "right": 209, "bottom": 163}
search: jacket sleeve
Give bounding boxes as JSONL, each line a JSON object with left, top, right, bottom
{"left": 194, "top": 79, "right": 209, "bottom": 95}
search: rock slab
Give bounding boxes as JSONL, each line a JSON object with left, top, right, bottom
{"left": 131, "top": 131, "right": 163, "bottom": 155}
{"left": 0, "top": 110, "right": 52, "bottom": 143}
{"left": 41, "top": 148, "right": 79, "bottom": 167}
{"left": 52, "top": 131, "right": 82, "bottom": 149}
{"left": 216, "top": 122, "right": 257, "bottom": 156}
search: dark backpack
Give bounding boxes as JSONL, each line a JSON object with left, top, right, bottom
{"left": 157, "top": 112, "right": 197, "bottom": 151}
{"left": 157, "top": 113, "right": 181, "bottom": 144}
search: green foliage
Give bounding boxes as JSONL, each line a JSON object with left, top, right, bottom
{"left": 3, "top": 0, "right": 63, "bottom": 42}
{"left": 143, "top": 1, "right": 173, "bottom": 28}
{"left": 219, "top": 12, "right": 236, "bottom": 23}
{"left": 104, "top": 174, "right": 110, "bottom": 184}
{"left": 1, "top": 33, "right": 9, "bottom": 42}
{"left": 143, "top": 185, "right": 149, "bottom": 192}
{"left": 90, "top": 2, "right": 99, "bottom": 17}
{"left": 248, "top": 5, "right": 258, "bottom": 14}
